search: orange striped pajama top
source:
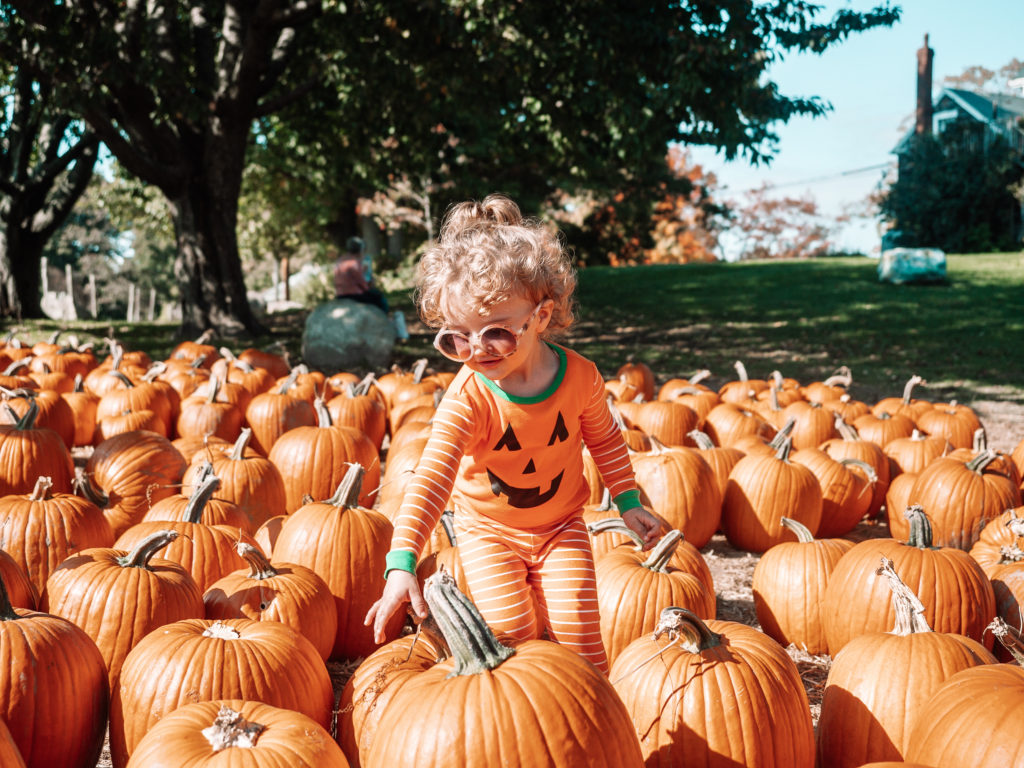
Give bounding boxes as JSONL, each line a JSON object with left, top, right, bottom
{"left": 385, "top": 344, "right": 642, "bottom": 575}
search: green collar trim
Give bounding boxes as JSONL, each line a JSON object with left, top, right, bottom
{"left": 475, "top": 343, "right": 566, "bottom": 404}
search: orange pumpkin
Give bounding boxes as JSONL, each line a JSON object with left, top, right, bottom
{"left": 0, "top": 400, "right": 75, "bottom": 494}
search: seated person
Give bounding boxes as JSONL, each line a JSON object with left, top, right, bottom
{"left": 334, "top": 236, "right": 389, "bottom": 313}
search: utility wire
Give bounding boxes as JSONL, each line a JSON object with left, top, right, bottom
{"left": 726, "top": 161, "right": 895, "bottom": 192}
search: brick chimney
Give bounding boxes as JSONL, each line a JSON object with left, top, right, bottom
{"left": 916, "top": 34, "right": 933, "bottom": 135}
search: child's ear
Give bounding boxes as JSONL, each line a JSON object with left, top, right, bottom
{"left": 536, "top": 299, "right": 555, "bottom": 333}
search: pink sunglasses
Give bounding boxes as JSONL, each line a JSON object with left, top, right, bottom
{"left": 432, "top": 303, "right": 543, "bottom": 362}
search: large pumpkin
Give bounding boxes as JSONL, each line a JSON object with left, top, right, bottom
{"left": 816, "top": 558, "right": 996, "bottom": 768}
{"left": 721, "top": 437, "right": 823, "bottom": 553}
{"left": 610, "top": 606, "right": 815, "bottom": 767}
{"left": 0, "top": 572, "right": 108, "bottom": 768}
{"left": 362, "top": 570, "right": 645, "bottom": 767}
{"left": 125, "top": 700, "right": 349, "bottom": 768}
{"left": 109, "top": 617, "right": 333, "bottom": 768}
{"left": 0, "top": 400, "right": 74, "bottom": 495}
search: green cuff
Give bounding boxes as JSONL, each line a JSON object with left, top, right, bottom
{"left": 613, "top": 489, "right": 642, "bottom": 515}
{"left": 384, "top": 550, "right": 417, "bottom": 579}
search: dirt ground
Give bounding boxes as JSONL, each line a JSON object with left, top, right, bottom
{"left": 89, "top": 400, "right": 1022, "bottom": 766}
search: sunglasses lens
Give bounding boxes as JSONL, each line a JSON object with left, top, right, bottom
{"left": 436, "top": 332, "right": 470, "bottom": 360}
{"left": 480, "top": 327, "right": 518, "bottom": 356}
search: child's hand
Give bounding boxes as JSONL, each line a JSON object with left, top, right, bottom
{"left": 364, "top": 569, "right": 428, "bottom": 644}
{"left": 620, "top": 506, "right": 665, "bottom": 550}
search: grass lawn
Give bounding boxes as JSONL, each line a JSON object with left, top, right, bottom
{"left": 6, "top": 252, "right": 1023, "bottom": 406}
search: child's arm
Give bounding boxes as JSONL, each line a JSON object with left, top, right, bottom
{"left": 364, "top": 392, "right": 473, "bottom": 642}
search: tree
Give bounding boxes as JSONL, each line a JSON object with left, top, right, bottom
{"left": 727, "top": 184, "right": 837, "bottom": 260}
{"left": 6, "top": 1, "right": 899, "bottom": 336}
{"left": 0, "top": 60, "right": 98, "bottom": 319}
{"left": 877, "top": 126, "right": 1023, "bottom": 252}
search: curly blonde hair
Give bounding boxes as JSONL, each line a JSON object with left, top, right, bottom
{"left": 415, "top": 194, "right": 576, "bottom": 335}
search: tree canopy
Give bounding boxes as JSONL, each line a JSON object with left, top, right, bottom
{"left": 2, "top": 0, "right": 900, "bottom": 336}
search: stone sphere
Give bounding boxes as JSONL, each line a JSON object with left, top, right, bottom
{"left": 301, "top": 299, "right": 395, "bottom": 373}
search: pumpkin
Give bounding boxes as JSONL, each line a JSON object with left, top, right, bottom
{"left": 969, "top": 506, "right": 1024, "bottom": 575}
{"left": 687, "top": 429, "right": 744, "bottom": 500}
{"left": 243, "top": 370, "right": 317, "bottom": 455}
{"left": 203, "top": 541, "right": 338, "bottom": 661}
{"left": 327, "top": 377, "right": 388, "bottom": 451}
{"left": 987, "top": 563, "right": 1024, "bottom": 662}
{"left": 616, "top": 360, "right": 655, "bottom": 402}
{"left": 821, "top": 506, "right": 997, "bottom": 655}
{"left": 0, "top": 717, "right": 25, "bottom": 768}
{"left": 80, "top": 429, "right": 188, "bottom": 537}
{"left": 914, "top": 400, "right": 983, "bottom": 450}
{"left": 751, "top": 517, "right": 854, "bottom": 654}
{"left": 884, "top": 472, "right": 919, "bottom": 539}
{"left": 717, "top": 360, "right": 769, "bottom": 404}
{"left": 181, "top": 428, "right": 287, "bottom": 530}
{"left": 272, "top": 465, "right": 401, "bottom": 660}
{"left": 721, "top": 437, "right": 823, "bottom": 553}
{"left": 126, "top": 700, "right": 349, "bottom": 768}
{"left": 903, "top": 650, "right": 1024, "bottom": 768}
{"left": 821, "top": 416, "right": 891, "bottom": 519}
{"left": 701, "top": 401, "right": 774, "bottom": 448}
{"left": 110, "top": 617, "right": 333, "bottom": 767}
{"left": 907, "top": 449, "right": 1022, "bottom": 550}
{"left": 617, "top": 399, "right": 698, "bottom": 447}
{"left": 852, "top": 410, "right": 916, "bottom": 448}
{"left": 597, "top": 529, "right": 716, "bottom": 667}
{"left": 780, "top": 399, "right": 837, "bottom": 449}
{"left": 0, "top": 550, "right": 35, "bottom": 610}
{"left": 210, "top": 350, "right": 276, "bottom": 397}
{"left": 363, "top": 570, "right": 645, "bottom": 767}
{"left": 95, "top": 370, "right": 173, "bottom": 437}
{"left": 337, "top": 628, "right": 448, "bottom": 765}
{"left": 871, "top": 374, "right": 931, "bottom": 420}
{"left": 800, "top": 365, "right": 853, "bottom": 403}
{"left": 116, "top": 475, "right": 253, "bottom": 592}
{"left": 588, "top": 516, "right": 713, "bottom": 589}
{"left": 41, "top": 530, "right": 205, "bottom": 691}
{"left": 0, "top": 400, "right": 74, "bottom": 494}
{"left": 268, "top": 397, "right": 381, "bottom": 512}
{"left": 630, "top": 438, "right": 722, "bottom": 548}
{"left": 237, "top": 345, "right": 292, "bottom": 380}
{"left": 176, "top": 376, "right": 245, "bottom": 442}
{"left": 62, "top": 374, "right": 100, "bottom": 446}
{"left": 816, "top": 557, "right": 996, "bottom": 768}
{"left": 167, "top": 330, "right": 220, "bottom": 368}
{"left": 95, "top": 406, "right": 165, "bottom": 443}
{"left": 820, "top": 392, "right": 872, "bottom": 423}
{"left": 0, "top": 571, "right": 108, "bottom": 768}
{"left": 791, "top": 448, "right": 874, "bottom": 537}
{"left": 609, "top": 607, "right": 814, "bottom": 767}
{"left": 882, "top": 429, "right": 950, "bottom": 475}
{"left": 0, "top": 475, "right": 113, "bottom": 596}
{"left": 144, "top": 463, "right": 252, "bottom": 532}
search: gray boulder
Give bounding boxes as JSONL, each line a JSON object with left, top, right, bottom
{"left": 301, "top": 298, "right": 396, "bottom": 373}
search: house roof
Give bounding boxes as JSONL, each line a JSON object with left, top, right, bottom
{"left": 892, "top": 86, "right": 1024, "bottom": 155}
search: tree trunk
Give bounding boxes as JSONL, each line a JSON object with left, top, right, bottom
{"left": 0, "top": 207, "right": 45, "bottom": 319}
{"left": 167, "top": 168, "right": 266, "bottom": 339}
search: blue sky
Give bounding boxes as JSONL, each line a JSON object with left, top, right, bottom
{"left": 689, "top": 0, "right": 1024, "bottom": 257}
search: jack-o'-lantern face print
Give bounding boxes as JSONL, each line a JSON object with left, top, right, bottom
{"left": 486, "top": 412, "right": 570, "bottom": 508}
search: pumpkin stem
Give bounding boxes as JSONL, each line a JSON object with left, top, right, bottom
{"left": 439, "top": 509, "right": 457, "bottom": 546}
{"left": 195, "top": 329, "right": 214, "bottom": 345}
{"left": 687, "top": 429, "right": 715, "bottom": 450}
{"left": 28, "top": 476, "right": 53, "bottom": 501}
{"left": 834, "top": 414, "right": 861, "bottom": 442}
{"left": 972, "top": 428, "right": 987, "bottom": 452}
{"left": 230, "top": 428, "right": 252, "bottom": 460}
{"left": 203, "top": 620, "right": 242, "bottom": 640}
{"left": 840, "top": 457, "right": 878, "bottom": 485}
{"left": 422, "top": 568, "right": 515, "bottom": 676}
{"left": 411, "top": 358, "right": 429, "bottom": 384}
{"left": 354, "top": 372, "right": 376, "bottom": 397}
{"left": 1, "top": 358, "right": 30, "bottom": 376}
{"left": 117, "top": 530, "right": 180, "bottom": 568}
{"left": 967, "top": 449, "right": 997, "bottom": 475}
{"left": 201, "top": 705, "right": 266, "bottom": 752}
{"left": 780, "top": 516, "right": 815, "bottom": 543}
{"left": 733, "top": 360, "right": 749, "bottom": 382}
{"left": 902, "top": 374, "right": 924, "bottom": 404}
{"left": 4, "top": 399, "right": 38, "bottom": 430}
{"left": 109, "top": 370, "right": 135, "bottom": 389}
{"left": 73, "top": 467, "right": 109, "bottom": 507}
{"left": 325, "top": 463, "right": 365, "bottom": 508}
{"left": 768, "top": 419, "right": 795, "bottom": 451}
{"left": 822, "top": 366, "right": 853, "bottom": 388}
{"left": 314, "top": 395, "right": 333, "bottom": 427}
{"left": 903, "top": 505, "right": 935, "bottom": 549}
{"left": 773, "top": 434, "right": 794, "bottom": 462}
{"left": 987, "top": 616, "right": 1024, "bottom": 666}
{"left": 277, "top": 368, "right": 300, "bottom": 395}
{"left": 0, "top": 571, "right": 18, "bottom": 621}
{"left": 876, "top": 557, "right": 932, "bottom": 635}
{"left": 1005, "top": 508, "right": 1024, "bottom": 538}
{"left": 689, "top": 369, "right": 711, "bottom": 386}
{"left": 184, "top": 473, "right": 221, "bottom": 524}
{"left": 206, "top": 376, "right": 222, "bottom": 404}
{"left": 997, "top": 545, "right": 1024, "bottom": 564}
{"left": 586, "top": 517, "right": 644, "bottom": 550}
{"left": 642, "top": 529, "right": 683, "bottom": 572}
{"left": 237, "top": 542, "right": 278, "bottom": 580}
{"left": 653, "top": 606, "right": 722, "bottom": 653}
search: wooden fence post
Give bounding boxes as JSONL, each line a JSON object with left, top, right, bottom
{"left": 148, "top": 288, "right": 156, "bottom": 321}
{"left": 89, "top": 275, "right": 97, "bottom": 318}
{"left": 127, "top": 284, "right": 135, "bottom": 322}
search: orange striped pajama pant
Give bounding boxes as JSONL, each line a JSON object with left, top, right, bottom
{"left": 452, "top": 512, "right": 608, "bottom": 674}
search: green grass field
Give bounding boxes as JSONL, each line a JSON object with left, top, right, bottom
{"left": 7, "top": 252, "right": 1024, "bottom": 406}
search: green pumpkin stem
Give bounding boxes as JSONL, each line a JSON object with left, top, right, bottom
{"left": 109, "top": 370, "right": 135, "bottom": 389}
{"left": 0, "top": 571, "right": 18, "bottom": 621}
{"left": 773, "top": 434, "right": 794, "bottom": 461}
{"left": 840, "top": 457, "right": 878, "bottom": 484}
{"left": 903, "top": 505, "right": 935, "bottom": 549}
{"left": 987, "top": 616, "right": 1024, "bottom": 666}
{"left": 4, "top": 399, "right": 39, "bottom": 430}
{"left": 74, "top": 467, "right": 110, "bottom": 507}
{"left": 422, "top": 568, "right": 515, "bottom": 676}
{"left": 780, "top": 516, "right": 815, "bottom": 543}
{"left": 184, "top": 474, "right": 222, "bottom": 524}
{"left": 117, "top": 530, "right": 180, "bottom": 568}
{"left": 586, "top": 517, "right": 644, "bottom": 550}
{"left": 439, "top": 509, "right": 457, "bottom": 546}
{"left": 876, "top": 556, "right": 932, "bottom": 635}
{"left": 325, "top": 463, "right": 365, "bottom": 508}
{"left": 769, "top": 419, "right": 795, "bottom": 451}
{"left": 967, "top": 449, "right": 997, "bottom": 474}
{"left": 642, "top": 529, "right": 683, "bottom": 572}
{"left": 236, "top": 542, "right": 278, "bottom": 580}
{"left": 654, "top": 606, "right": 722, "bottom": 653}
{"left": 230, "top": 428, "right": 252, "bottom": 460}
